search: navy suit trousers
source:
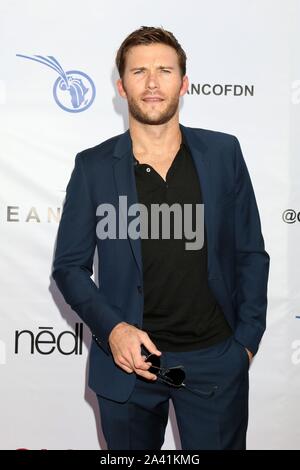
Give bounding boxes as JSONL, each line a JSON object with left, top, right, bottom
{"left": 96, "top": 335, "right": 249, "bottom": 450}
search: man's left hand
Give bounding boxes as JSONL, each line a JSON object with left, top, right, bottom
{"left": 245, "top": 348, "right": 254, "bottom": 363}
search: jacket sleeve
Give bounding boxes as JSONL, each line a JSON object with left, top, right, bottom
{"left": 233, "top": 137, "right": 270, "bottom": 355}
{"left": 52, "top": 153, "right": 122, "bottom": 355}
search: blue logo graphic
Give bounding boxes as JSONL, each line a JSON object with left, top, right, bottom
{"left": 16, "top": 55, "right": 96, "bottom": 113}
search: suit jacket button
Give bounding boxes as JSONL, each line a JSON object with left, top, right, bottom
{"left": 137, "top": 286, "right": 142, "bottom": 294}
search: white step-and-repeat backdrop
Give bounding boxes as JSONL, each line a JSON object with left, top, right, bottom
{"left": 0, "top": 0, "right": 299, "bottom": 449}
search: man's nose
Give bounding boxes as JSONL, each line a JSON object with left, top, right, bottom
{"left": 146, "top": 72, "right": 159, "bottom": 89}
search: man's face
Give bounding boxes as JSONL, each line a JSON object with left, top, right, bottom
{"left": 117, "top": 43, "right": 189, "bottom": 125}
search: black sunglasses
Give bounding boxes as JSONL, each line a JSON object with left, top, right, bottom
{"left": 145, "top": 353, "right": 218, "bottom": 399}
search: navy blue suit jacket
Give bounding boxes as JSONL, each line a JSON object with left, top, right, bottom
{"left": 52, "top": 124, "right": 270, "bottom": 402}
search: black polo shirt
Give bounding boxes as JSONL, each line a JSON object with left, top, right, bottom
{"left": 132, "top": 133, "right": 232, "bottom": 351}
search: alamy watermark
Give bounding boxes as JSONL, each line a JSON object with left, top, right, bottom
{"left": 96, "top": 196, "right": 204, "bottom": 250}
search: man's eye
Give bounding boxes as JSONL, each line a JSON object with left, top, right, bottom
{"left": 133, "top": 69, "right": 171, "bottom": 75}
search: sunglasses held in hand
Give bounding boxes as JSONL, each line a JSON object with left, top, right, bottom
{"left": 145, "top": 353, "right": 218, "bottom": 399}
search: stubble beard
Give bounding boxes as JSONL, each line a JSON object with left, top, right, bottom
{"left": 124, "top": 85, "right": 181, "bottom": 126}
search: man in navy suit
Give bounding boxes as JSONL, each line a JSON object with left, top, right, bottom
{"left": 52, "top": 26, "right": 270, "bottom": 450}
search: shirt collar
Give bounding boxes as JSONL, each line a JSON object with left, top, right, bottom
{"left": 132, "top": 131, "right": 187, "bottom": 167}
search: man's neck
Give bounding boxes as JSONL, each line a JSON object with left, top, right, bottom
{"left": 129, "top": 117, "right": 182, "bottom": 161}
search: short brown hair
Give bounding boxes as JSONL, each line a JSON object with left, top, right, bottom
{"left": 115, "top": 26, "right": 187, "bottom": 79}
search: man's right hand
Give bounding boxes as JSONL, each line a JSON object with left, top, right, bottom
{"left": 108, "top": 322, "right": 162, "bottom": 381}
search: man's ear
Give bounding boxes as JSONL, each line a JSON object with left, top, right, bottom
{"left": 116, "top": 78, "right": 127, "bottom": 99}
{"left": 179, "top": 75, "right": 189, "bottom": 97}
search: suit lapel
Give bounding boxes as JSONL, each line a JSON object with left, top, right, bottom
{"left": 112, "top": 130, "right": 143, "bottom": 277}
{"left": 180, "top": 125, "right": 218, "bottom": 280}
